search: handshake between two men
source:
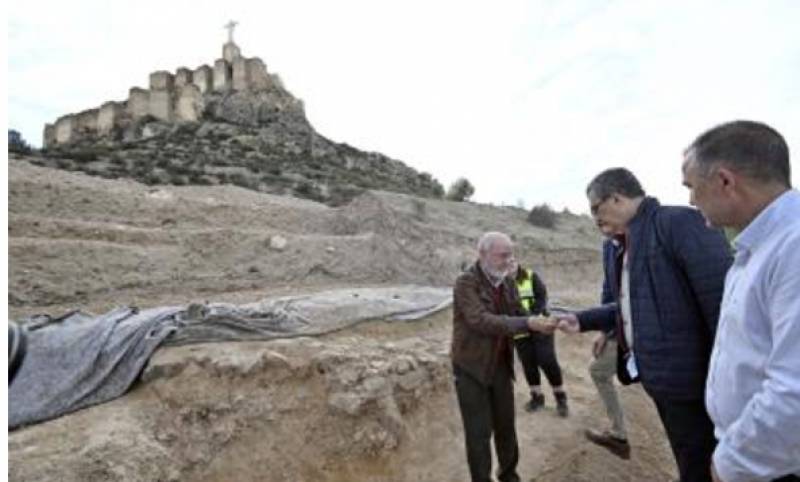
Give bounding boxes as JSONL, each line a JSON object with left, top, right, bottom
{"left": 524, "top": 312, "right": 581, "bottom": 335}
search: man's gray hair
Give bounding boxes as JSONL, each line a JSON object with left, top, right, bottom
{"left": 685, "top": 120, "right": 790, "bottom": 187}
{"left": 477, "top": 232, "right": 511, "bottom": 253}
{"left": 586, "top": 167, "right": 645, "bottom": 201}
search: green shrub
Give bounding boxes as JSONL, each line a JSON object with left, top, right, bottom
{"left": 170, "top": 175, "right": 188, "bottom": 186}
{"left": 8, "top": 129, "right": 32, "bottom": 154}
{"left": 144, "top": 173, "right": 163, "bottom": 185}
{"left": 295, "top": 180, "right": 326, "bottom": 202}
{"left": 189, "top": 175, "right": 213, "bottom": 185}
{"left": 229, "top": 172, "right": 258, "bottom": 189}
{"left": 55, "top": 159, "right": 75, "bottom": 170}
{"left": 69, "top": 150, "right": 98, "bottom": 163}
{"left": 445, "top": 177, "right": 475, "bottom": 202}
{"left": 328, "top": 184, "right": 364, "bottom": 206}
{"left": 527, "top": 203, "right": 557, "bottom": 229}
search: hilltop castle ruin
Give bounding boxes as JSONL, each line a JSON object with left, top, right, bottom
{"left": 44, "top": 23, "right": 279, "bottom": 148}
{"left": 31, "top": 23, "right": 445, "bottom": 205}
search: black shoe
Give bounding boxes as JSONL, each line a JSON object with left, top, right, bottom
{"left": 554, "top": 391, "right": 569, "bottom": 417}
{"left": 524, "top": 392, "right": 545, "bottom": 412}
{"left": 584, "top": 429, "right": 631, "bottom": 460}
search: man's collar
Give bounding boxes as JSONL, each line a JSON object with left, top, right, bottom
{"left": 628, "top": 196, "right": 659, "bottom": 226}
{"left": 734, "top": 189, "right": 799, "bottom": 253}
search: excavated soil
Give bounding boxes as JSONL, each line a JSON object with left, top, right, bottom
{"left": 7, "top": 155, "right": 678, "bottom": 481}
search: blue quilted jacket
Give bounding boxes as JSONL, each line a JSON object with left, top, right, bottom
{"left": 578, "top": 197, "right": 732, "bottom": 401}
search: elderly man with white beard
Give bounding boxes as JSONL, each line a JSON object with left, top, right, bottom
{"left": 451, "top": 231, "right": 556, "bottom": 482}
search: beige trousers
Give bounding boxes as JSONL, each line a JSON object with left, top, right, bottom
{"left": 588, "top": 338, "right": 627, "bottom": 439}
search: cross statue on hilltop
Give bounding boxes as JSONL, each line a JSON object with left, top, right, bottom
{"left": 224, "top": 20, "right": 238, "bottom": 43}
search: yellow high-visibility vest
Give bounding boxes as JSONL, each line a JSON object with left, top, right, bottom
{"left": 517, "top": 269, "right": 535, "bottom": 312}
{"left": 513, "top": 269, "right": 536, "bottom": 340}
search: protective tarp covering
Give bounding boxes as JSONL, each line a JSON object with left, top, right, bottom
{"left": 166, "top": 285, "right": 452, "bottom": 345}
{"left": 9, "top": 306, "right": 182, "bottom": 429}
{"left": 9, "top": 286, "right": 452, "bottom": 428}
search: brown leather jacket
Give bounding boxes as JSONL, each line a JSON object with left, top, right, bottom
{"left": 451, "top": 262, "right": 530, "bottom": 385}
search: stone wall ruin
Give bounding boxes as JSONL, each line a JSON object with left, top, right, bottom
{"left": 43, "top": 39, "right": 272, "bottom": 147}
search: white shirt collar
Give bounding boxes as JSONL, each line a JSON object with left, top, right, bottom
{"left": 734, "top": 189, "right": 799, "bottom": 254}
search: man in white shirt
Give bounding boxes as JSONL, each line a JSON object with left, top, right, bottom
{"left": 682, "top": 120, "right": 800, "bottom": 482}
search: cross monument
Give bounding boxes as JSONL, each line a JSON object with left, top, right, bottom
{"left": 224, "top": 20, "right": 238, "bottom": 43}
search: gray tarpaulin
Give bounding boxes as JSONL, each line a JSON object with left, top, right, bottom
{"left": 8, "top": 306, "right": 182, "bottom": 429}
{"left": 9, "top": 286, "right": 452, "bottom": 429}
{"left": 166, "top": 286, "right": 453, "bottom": 345}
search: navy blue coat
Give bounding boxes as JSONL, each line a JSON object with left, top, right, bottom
{"left": 578, "top": 197, "right": 732, "bottom": 401}
{"left": 598, "top": 237, "right": 619, "bottom": 332}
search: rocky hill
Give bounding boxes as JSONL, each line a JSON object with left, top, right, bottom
{"left": 33, "top": 38, "right": 443, "bottom": 206}
{"left": 33, "top": 90, "right": 443, "bottom": 206}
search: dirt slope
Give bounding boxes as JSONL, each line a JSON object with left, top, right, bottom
{"left": 7, "top": 156, "right": 678, "bottom": 481}
{"left": 8, "top": 154, "right": 600, "bottom": 319}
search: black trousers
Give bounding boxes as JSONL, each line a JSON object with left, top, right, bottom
{"left": 453, "top": 362, "right": 520, "bottom": 482}
{"left": 652, "top": 397, "right": 717, "bottom": 482}
{"left": 514, "top": 333, "right": 563, "bottom": 389}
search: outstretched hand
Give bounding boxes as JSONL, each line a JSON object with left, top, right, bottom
{"left": 527, "top": 316, "right": 557, "bottom": 334}
{"left": 552, "top": 313, "right": 580, "bottom": 334}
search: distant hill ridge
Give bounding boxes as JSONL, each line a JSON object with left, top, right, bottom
{"left": 34, "top": 29, "right": 444, "bottom": 205}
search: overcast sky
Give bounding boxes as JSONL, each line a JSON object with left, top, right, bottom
{"left": 7, "top": 0, "right": 800, "bottom": 212}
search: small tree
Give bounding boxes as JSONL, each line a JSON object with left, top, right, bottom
{"left": 8, "top": 129, "right": 32, "bottom": 154}
{"left": 446, "top": 177, "right": 475, "bottom": 202}
{"left": 527, "top": 203, "right": 557, "bottom": 229}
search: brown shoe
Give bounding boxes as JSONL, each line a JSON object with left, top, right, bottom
{"left": 584, "top": 429, "right": 631, "bottom": 460}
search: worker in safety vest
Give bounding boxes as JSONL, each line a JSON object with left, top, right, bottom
{"left": 511, "top": 262, "right": 569, "bottom": 417}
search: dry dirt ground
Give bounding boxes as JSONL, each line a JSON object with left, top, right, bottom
{"left": 8, "top": 154, "right": 600, "bottom": 319}
{"left": 8, "top": 155, "right": 678, "bottom": 481}
{"left": 336, "top": 312, "right": 678, "bottom": 482}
